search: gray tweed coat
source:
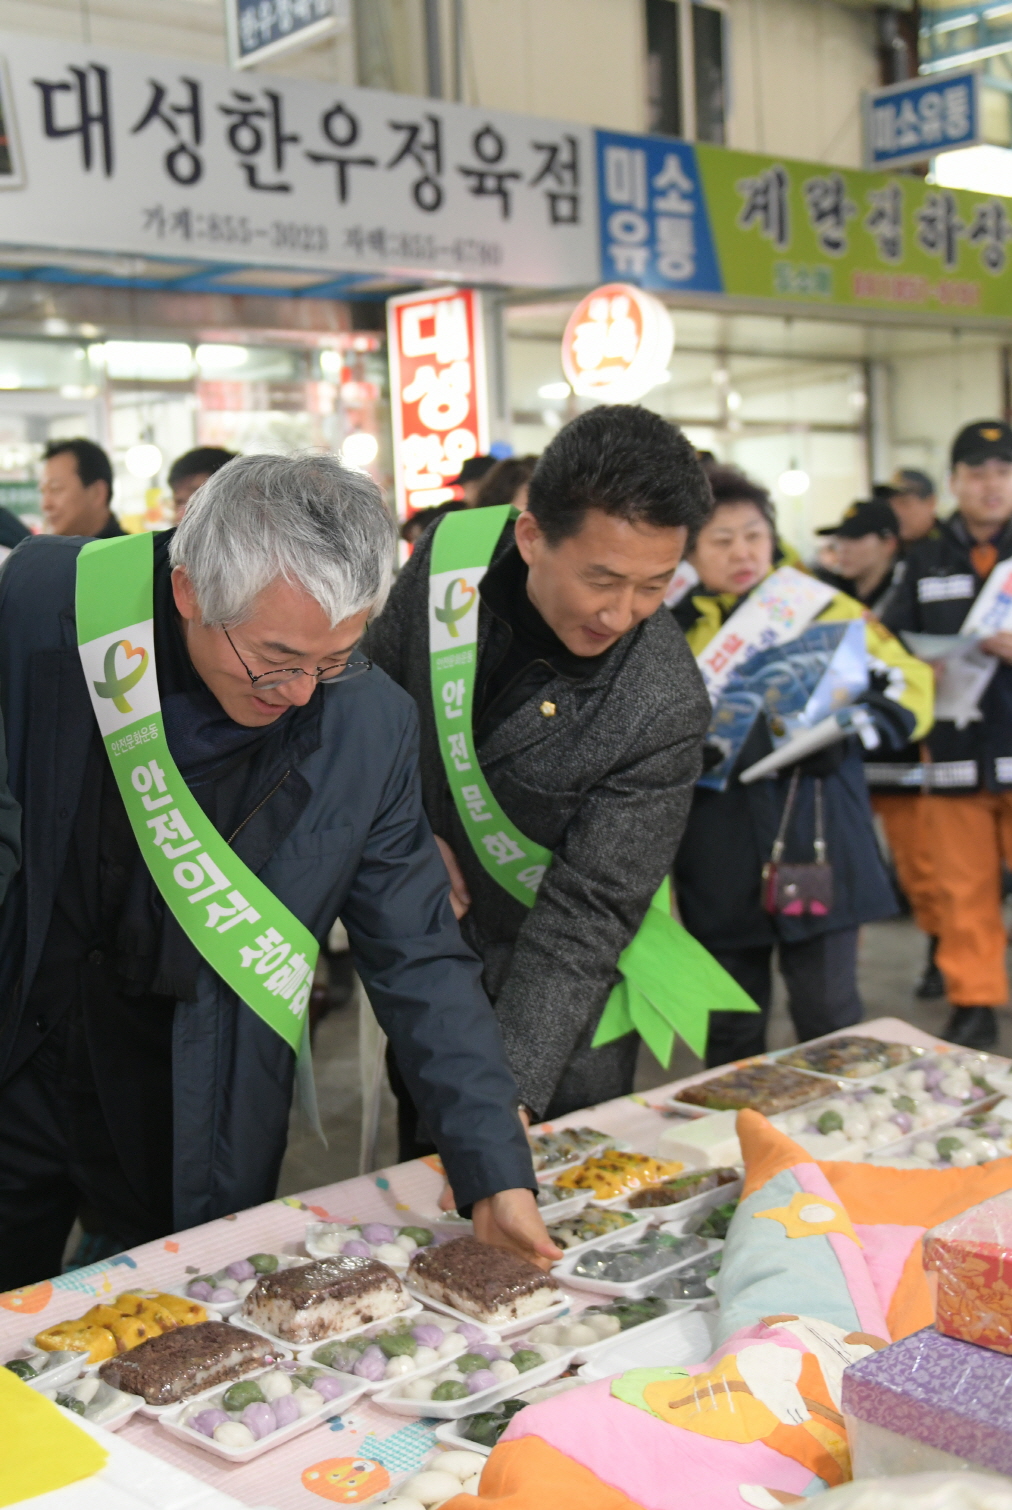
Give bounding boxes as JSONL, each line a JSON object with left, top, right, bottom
{"left": 368, "top": 519, "right": 710, "bottom": 1119}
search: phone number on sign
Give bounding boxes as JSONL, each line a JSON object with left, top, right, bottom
{"left": 142, "top": 205, "right": 329, "bottom": 253}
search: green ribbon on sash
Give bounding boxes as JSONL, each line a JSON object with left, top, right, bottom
{"left": 75, "top": 533, "right": 324, "bottom": 1124}
{"left": 428, "top": 507, "right": 757, "bottom": 1069}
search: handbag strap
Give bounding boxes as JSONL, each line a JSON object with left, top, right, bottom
{"left": 769, "top": 770, "right": 828, "bottom": 865}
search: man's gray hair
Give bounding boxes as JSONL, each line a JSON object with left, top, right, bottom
{"left": 169, "top": 452, "right": 397, "bottom": 628}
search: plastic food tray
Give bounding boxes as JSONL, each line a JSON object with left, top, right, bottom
{"left": 403, "top": 1287, "right": 569, "bottom": 1336}
{"left": 612, "top": 1175, "right": 743, "bottom": 1231}
{"left": 228, "top": 1297, "right": 420, "bottom": 1351}
{"left": 577, "top": 1306, "right": 718, "bottom": 1382}
{"left": 431, "top": 1376, "right": 587, "bottom": 1458}
{"left": 46, "top": 1383, "right": 145, "bottom": 1433}
{"left": 531, "top": 1136, "right": 629, "bottom": 1183}
{"left": 863, "top": 1101, "right": 1012, "bottom": 1169}
{"left": 766, "top": 1037, "right": 927, "bottom": 1082}
{"left": 553, "top": 1233, "right": 724, "bottom": 1300}
{"left": 293, "top": 1316, "right": 501, "bottom": 1395}
{"left": 5, "top": 1350, "right": 87, "bottom": 1393}
{"left": 562, "top": 1300, "right": 703, "bottom": 1364}
{"left": 24, "top": 1309, "right": 226, "bottom": 1379}
{"left": 157, "top": 1363, "right": 368, "bottom": 1462}
{"left": 127, "top": 1342, "right": 297, "bottom": 1418}
{"left": 372, "top": 1340, "right": 577, "bottom": 1420}
{"left": 547, "top": 1211, "right": 652, "bottom": 1265}
{"left": 170, "top": 1257, "right": 309, "bottom": 1316}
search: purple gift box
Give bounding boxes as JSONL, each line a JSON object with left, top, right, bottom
{"left": 841, "top": 1327, "right": 1012, "bottom": 1476}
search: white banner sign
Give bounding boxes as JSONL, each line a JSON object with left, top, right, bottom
{"left": 0, "top": 32, "right": 599, "bottom": 288}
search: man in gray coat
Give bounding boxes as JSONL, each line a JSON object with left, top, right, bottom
{"left": 369, "top": 406, "right": 712, "bottom": 1154}
{"left": 0, "top": 455, "right": 554, "bottom": 1290}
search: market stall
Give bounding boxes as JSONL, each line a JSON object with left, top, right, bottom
{"left": 4, "top": 1015, "right": 1012, "bottom": 1508}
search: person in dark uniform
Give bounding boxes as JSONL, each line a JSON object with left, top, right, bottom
{"left": 38, "top": 438, "right": 122, "bottom": 539}
{"left": 883, "top": 420, "right": 1012, "bottom": 1049}
{"left": 815, "top": 499, "right": 901, "bottom": 613}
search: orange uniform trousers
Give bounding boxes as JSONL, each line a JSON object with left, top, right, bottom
{"left": 920, "top": 790, "right": 1012, "bottom": 1006}
{"left": 871, "top": 793, "right": 942, "bottom": 939}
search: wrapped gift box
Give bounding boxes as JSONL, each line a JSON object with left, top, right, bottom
{"left": 924, "top": 1188, "right": 1012, "bottom": 1355}
{"left": 841, "top": 1327, "right": 1012, "bottom": 1478}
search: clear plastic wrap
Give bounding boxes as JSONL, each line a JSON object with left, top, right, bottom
{"left": 240, "top": 1255, "right": 409, "bottom": 1344}
{"left": 840, "top": 1325, "right": 1012, "bottom": 1476}
{"left": 924, "top": 1190, "right": 1012, "bottom": 1354}
{"left": 775, "top": 1035, "right": 925, "bottom": 1080}
{"left": 815, "top": 1469, "right": 1012, "bottom": 1508}
{"left": 406, "top": 1236, "right": 562, "bottom": 1326}
{"left": 673, "top": 1061, "right": 831, "bottom": 1114}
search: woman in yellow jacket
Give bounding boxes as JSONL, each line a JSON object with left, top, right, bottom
{"left": 673, "top": 467, "right": 933, "bottom": 1066}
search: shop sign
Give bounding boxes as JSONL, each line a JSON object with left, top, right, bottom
{"left": 596, "top": 133, "right": 721, "bottom": 293}
{"left": 225, "top": 0, "right": 349, "bottom": 71}
{"left": 387, "top": 287, "right": 489, "bottom": 520}
{"left": 595, "top": 127, "right": 1012, "bottom": 320}
{"left": 862, "top": 71, "right": 980, "bottom": 172}
{"left": 0, "top": 32, "right": 598, "bottom": 289}
{"left": 561, "top": 283, "right": 674, "bottom": 402}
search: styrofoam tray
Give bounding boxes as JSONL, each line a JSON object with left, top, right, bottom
{"left": 404, "top": 1287, "right": 569, "bottom": 1336}
{"left": 5, "top": 1349, "right": 87, "bottom": 1392}
{"left": 165, "top": 1281, "right": 245, "bottom": 1318}
{"left": 293, "top": 1315, "right": 501, "bottom": 1395}
{"left": 134, "top": 1341, "right": 295, "bottom": 1418}
{"left": 46, "top": 1381, "right": 145, "bottom": 1433}
{"left": 531, "top": 1136, "right": 629, "bottom": 1183}
{"left": 547, "top": 1211, "right": 652, "bottom": 1266}
{"left": 765, "top": 1034, "right": 929, "bottom": 1082}
{"left": 158, "top": 1363, "right": 369, "bottom": 1462}
{"left": 432, "top": 1377, "right": 588, "bottom": 1458}
{"left": 561, "top": 1300, "right": 702, "bottom": 1364}
{"left": 24, "top": 1310, "right": 226, "bottom": 1379}
{"left": 229, "top": 1298, "right": 420, "bottom": 1351}
{"left": 554, "top": 1235, "right": 724, "bottom": 1299}
{"left": 610, "top": 1176, "right": 743, "bottom": 1231}
{"left": 373, "top": 1342, "right": 576, "bottom": 1420}
{"left": 577, "top": 1305, "right": 718, "bottom": 1381}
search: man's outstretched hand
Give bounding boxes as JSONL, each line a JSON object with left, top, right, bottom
{"left": 471, "top": 1188, "right": 564, "bottom": 1271}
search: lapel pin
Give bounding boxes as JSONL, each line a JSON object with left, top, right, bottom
{"left": 540, "top": 700, "right": 557, "bottom": 718}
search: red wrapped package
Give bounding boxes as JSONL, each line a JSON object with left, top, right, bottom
{"left": 924, "top": 1188, "right": 1012, "bottom": 1354}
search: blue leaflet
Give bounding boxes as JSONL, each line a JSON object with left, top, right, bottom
{"left": 698, "top": 620, "right": 868, "bottom": 791}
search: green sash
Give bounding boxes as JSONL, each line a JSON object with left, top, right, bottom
{"left": 75, "top": 533, "right": 319, "bottom": 1060}
{"left": 428, "top": 506, "right": 757, "bottom": 1066}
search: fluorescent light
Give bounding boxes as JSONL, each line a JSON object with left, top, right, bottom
{"left": 778, "top": 467, "right": 810, "bottom": 497}
{"left": 341, "top": 432, "right": 379, "bottom": 468}
{"left": 726, "top": 390, "right": 743, "bottom": 411}
{"left": 99, "top": 341, "right": 194, "bottom": 381}
{"left": 124, "top": 443, "right": 163, "bottom": 479}
{"left": 195, "top": 343, "right": 248, "bottom": 372}
{"left": 537, "top": 381, "right": 571, "bottom": 400}
{"left": 933, "top": 143, "right": 1012, "bottom": 195}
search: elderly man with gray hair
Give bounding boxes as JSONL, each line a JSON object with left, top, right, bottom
{"left": 0, "top": 454, "right": 554, "bottom": 1291}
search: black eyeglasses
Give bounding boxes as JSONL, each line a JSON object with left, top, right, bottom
{"left": 223, "top": 626, "right": 372, "bottom": 689}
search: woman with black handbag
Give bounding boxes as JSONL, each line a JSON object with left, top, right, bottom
{"left": 672, "top": 467, "right": 933, "bottom": 1066}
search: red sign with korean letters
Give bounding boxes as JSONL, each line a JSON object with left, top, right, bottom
{"left": 387, "top": 286, "right": 490, "bottom": 520}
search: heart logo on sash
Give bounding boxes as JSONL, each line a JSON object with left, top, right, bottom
{"left": 434, "top": 576, "right": 477, "bottom": 638}
{"left": 93, "top": 638, "right": 150, "bottom": 714}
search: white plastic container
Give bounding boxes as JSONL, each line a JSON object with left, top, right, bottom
{"left": 403, "top": 1287, "right": 569, "bottom": 1336}
{"left": 373, "top": 1341, "right": 576, "bottom": 1420}
{"left": 229, "top": 1297, "right": 419, "bottom": 1351}
{"left": 158, "top": 1362, "right": 368, "bottom": 1462}
{"left": 577, "top": 1306, "right": 718, "bottom": 1382}
{"left": 293, "top": 1311, "right": 501, "bottom": 1395}
{"left": 546, "top": 1210, "right": 652, "bottom": 1266}
{"left": 44, "top": 1377, "right": 144, "bottom": 1432}
{"left": 553, "top": 1231, "right": 723, "bottom": 1299}
{"left": 610, "top": 1174, "right": 743, "bottom": 1231}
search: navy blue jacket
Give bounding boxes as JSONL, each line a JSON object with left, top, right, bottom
{"left": 0, "top": 536, "right": 534, "bottom": 1229}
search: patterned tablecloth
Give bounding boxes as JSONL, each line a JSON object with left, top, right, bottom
{"left": 0, "top": 1017, "right": 941, "bottom": 1508}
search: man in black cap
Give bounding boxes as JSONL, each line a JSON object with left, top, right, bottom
{"left": 885, "top": 469, "right": 940, "bottom": 546}
{"left": 816, "top": 499, "right": 901, "bottom": 613}
{"left": 451, "top": 455, "right": 497, "bottom": 506}
{"left": 883, "top": 419, "right": 1012, "bottom": 1048}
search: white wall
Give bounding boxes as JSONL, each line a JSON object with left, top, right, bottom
{"left": 887, "top": 338, "right": 1006, "bottom": 507}
{"left": 725, "top": 0, "right": 878, "bottom": 166}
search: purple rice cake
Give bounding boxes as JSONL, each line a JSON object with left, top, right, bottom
{"left": 239, "top": 1255, "right": 408, "bottom": 1343}
{"left": 98, "top": 1319, "right": 274, "bottom": 1407}
{"left": 407, "top": 1236, "right": 561, "bottom": 1326}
